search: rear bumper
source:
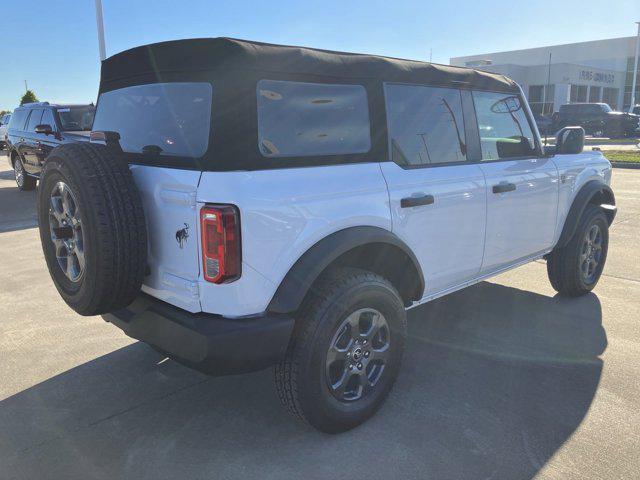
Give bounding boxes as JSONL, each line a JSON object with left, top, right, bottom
{"left": 103, "top": 294, "right": 294, "bottom": 376}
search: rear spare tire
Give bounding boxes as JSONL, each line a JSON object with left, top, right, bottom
{"left": 37, "top": 143, "right": 147, "bottom": 316}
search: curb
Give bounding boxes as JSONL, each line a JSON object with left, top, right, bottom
{"left": 611, "top": 162, "right": 640, "bottom": 169}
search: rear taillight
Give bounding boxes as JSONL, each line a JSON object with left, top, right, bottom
{"left": 200, "top": 205, "right": 241, "bottom": 283}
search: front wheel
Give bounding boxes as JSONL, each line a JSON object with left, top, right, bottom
{"left": 547, "top": 204, "right": 609, "bottom": 296}
{"left": 274, "top": 268, "right": 407, "bottom": 433}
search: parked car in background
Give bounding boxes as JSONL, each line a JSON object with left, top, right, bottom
{"left": 37, "top": 38, "right": 616, "bottom": 433}
{"left": 533, "top": 112, "right": 554, "bottom": 135}
{"left": 0, "top": 113, "right": 11, "bottom": 149}
{"left": 552, "top": 103, "right": 639, "bottom": 138}
{"left": 6, "top": 102, "right": 94, "bottom": 190}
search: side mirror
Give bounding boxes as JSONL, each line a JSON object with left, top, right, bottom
{"left": 35, "top": 124, "right": 53, "bottom": 135}
{"left": 555, "top": 126, "right": 584, "bottom": 154}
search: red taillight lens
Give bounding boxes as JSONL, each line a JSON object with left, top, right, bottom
{"left": 200, "top": 205, "right": 241, "bottom": 283}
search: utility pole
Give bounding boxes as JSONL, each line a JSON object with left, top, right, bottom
{"left": 94, "top": 0, "right": 107, "bottom": 61}
{"left": 24, "top": 80, "right": 28, "bottom": 92}
{"left": 630, "top": 21, "right": 640, "bottom": 110}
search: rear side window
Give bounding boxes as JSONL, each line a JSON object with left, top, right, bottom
{"left": 472, "top": 91, "right": 536, "bottom": 160}
{"left": 8, "top": 109, "right": 29, "bottom": 130}
{"left": 385, "top": 84, "right": 467, "bottom": 166}
{"left": 257, "top": 80, "right": 371, "bottom": 157}
{"left": 26, "top": 109, "right": 44, "bottom": 132}
{"left": 92, "top": 82, "right": 213, "bottom": 158}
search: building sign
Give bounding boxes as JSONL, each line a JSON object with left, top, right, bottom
{"left": 579, "top": 70, "right": 615, "bottom": 84}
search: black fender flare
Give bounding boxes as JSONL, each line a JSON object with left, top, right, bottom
{"left": 556, "top": 180, "right": 616, "bottom": 248}
{"left": 267, "top": 226, "right": 425, "bottom": 314}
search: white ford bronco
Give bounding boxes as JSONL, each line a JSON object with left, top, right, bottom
{"left": 37, "top": 38, "right": 616, "bottom": 433}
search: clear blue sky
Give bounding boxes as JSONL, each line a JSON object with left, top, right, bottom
{"left": 2, "top": 0, "right": 639, "bottom": 111}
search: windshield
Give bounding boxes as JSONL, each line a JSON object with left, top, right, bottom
{"left": 57, "top": 106, "right": 95, "bottom": 131}
{"left": 600, "top": 104, "right": 612, "bottom": 113}
{"left": 92, "top": 82, "right": 212, "bottom": 158}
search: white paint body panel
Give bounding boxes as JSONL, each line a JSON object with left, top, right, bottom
{"left": 380, "top": 162, "right": 486, "bottom": 295}
{"left": 197, "top": 163, "right": 391, "bottom": 316}
{"left": 134, "top": 150, "right": 611, "bottom": 317}
{"left": 478, "top": 157, "right": 559, "bottom": 273}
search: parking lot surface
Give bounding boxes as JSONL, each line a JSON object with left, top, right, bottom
{"left": 0, "top": 153, "right": 639, "bottom": 480}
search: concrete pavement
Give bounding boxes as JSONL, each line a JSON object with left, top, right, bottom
{"left": 0, "top": 154, "right": 638, "bottom": 480}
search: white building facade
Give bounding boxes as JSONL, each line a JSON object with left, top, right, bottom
{"left": 451, "top": 36, "right": 639, "bottom": 115}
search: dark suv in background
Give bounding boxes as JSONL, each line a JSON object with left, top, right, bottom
{"left": 6, "top": 102, "right": 94, "bottom": 190}
{"left": 552, "top": 103, "right": 639, "bottom": 138}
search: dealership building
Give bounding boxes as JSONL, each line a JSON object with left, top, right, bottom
{"left": 450, "top": 36, "right": 639, "bottom": 115}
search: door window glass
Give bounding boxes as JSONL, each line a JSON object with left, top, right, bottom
{"left": 385, "top": 84, "right": 467, "bottom": 166}
{"left": 472, "top": 91, "right": 536, "bottom": 161}
{"left": 257, "top": 80, "right": 371, "bottom": 157}
{"left": 40, "top": 110, "right": 56, "bottom": 130}
{"left": 8, "top": 110, "right": 28, "bottom": 130}
{"left": 26, "top": 110, "right": 44, "bottom": 132}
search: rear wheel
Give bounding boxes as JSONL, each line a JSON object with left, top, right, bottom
{"left": 274, "top": 268, "right": 406, "bottom": 433}
{"left": 547, "top": 204, "right": 609, "bottom": 296}
{"left": 13, "top": 156, "right": 36, "bottom": 191}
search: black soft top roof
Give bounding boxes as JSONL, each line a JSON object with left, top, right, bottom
{"left": 101, "top": 37, "right": 519, "bottom": 93}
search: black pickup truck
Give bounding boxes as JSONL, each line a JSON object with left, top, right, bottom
{"left": 6, "top": 102, "right": 94, "bottom": 190}
{"left": 552, "top": 103, "right": 639, "bottom": 138}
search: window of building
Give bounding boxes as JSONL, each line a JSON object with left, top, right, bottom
{"left": 472, "top": 91, "right": 536, "bottom": 161}
{"left": 589, "top": 86, "right": 602, "bottom": 103}
{"left": 570, "top": 84, "right": 588, "bottom": 103}
{"left": 624, "top": 56, "right": 640, "bottom": 109}
{"left": 257, "top": 80, "right": 371, "bottom": 158}
{"left": 528, "top": 84, "right": 554, "bottom": 115}
{"left": 602, "top": 87, "right": 619, "bottom": 110}
{"left": 384, "top": 84, "right": 467, "bottom": 166}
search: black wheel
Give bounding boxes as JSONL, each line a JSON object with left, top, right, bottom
{"left": 274, "top": 267, "right": 406, "bottom": 433}
{"left": 547, "top": 204, "right": 609, "bottom": 296}
{"left": 37, "top": 143, "right": 147, "bottom": 316}
{"left": 13, "top": 155, "right": 36, "bottom": 191}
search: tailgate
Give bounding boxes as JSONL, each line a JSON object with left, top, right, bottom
{"left": 130, "top": 164, "right": 202, "bottom": 312}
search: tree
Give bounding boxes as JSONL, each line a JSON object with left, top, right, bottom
{"left": 20, "top": 90, "right": 38, "bottom": 105}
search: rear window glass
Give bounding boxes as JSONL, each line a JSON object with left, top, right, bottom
{"left": 92, "top": 82, "right": 213, "bottom": 158}
{"left": 257, "top": 79, "right": 371, "bottom": 157}
{"left": 472, "top": 91, "right": 536, "bottom": 160}
{"left": 57, "top": 106, "right": 95, "bottom": 131}
{"left": 9, "top": 109, "right": 29, "bottom": 130}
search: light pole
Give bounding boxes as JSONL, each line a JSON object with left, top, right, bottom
{"left": 630, "top": 21, "right": 640, "bottom": 111}
{"left": 94, "top": 0, "right": 107, "bottom": 61}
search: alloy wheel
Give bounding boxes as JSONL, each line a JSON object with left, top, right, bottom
{"left": 49, "top": 182, "right": 85, "bottom": 282}
{"left": 325, "top": 308, "right": 390, "bottom": 402}
{"left": 580, "top": 224, "right": 603, "bottom": 284}
{"left": 14, "top": 159, "right": 24, "bottom": 188}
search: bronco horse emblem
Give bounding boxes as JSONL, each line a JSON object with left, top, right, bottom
{"left": 176, "top": 223, "right": 190, "bottom": 249}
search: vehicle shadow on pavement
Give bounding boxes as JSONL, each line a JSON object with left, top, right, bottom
{"left": 0, "top": 282, "right": 605, "bottom": 480}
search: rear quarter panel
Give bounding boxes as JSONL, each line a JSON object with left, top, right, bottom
{"left": 197, "top": 163, "right": 391, "bottom": 316}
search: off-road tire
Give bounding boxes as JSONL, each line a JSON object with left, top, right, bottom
{"left": 274, "top": 267, "right": 407, "bottom": 433}
{"left": 13, "top": 155, "right": 36, "bottom": 191}
{"left": 37, "top": 143, "right": 147, "bottom": 315}
{"left": 547, "top": 204, "right": 609, "bottom": 297}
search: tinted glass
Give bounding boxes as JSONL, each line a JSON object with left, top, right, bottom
{"left": 9, "top": 109, "right": 29, "bottom": 130}
{"left": 385, "top": 84, "right": 467, "bottom": 166}
{"left": 26, "top": 110, "right": 44, "bottom": 132}
{"left": 0, "top": 114, "right": 10, "bottom": 126}
{"left": 57, "top": 106, "right": 95, "bottom": 131}
{"left": 257, "top": 80, "right": 371, "bottom": 157}
{"left": 93, "top": 83, "right": 212, "bottom": 157}
{"left": 40, "top": 109, "right": 56, "bottom": 130}
{"left": 472, "top": 91, "right": 536, "bottom": 160}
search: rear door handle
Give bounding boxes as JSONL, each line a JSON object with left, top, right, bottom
{"left": 492, "top": 182, "right": 516, "bottom": 194}
{"left": 401, "top": 194, "right": 435, "bottom": 208}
